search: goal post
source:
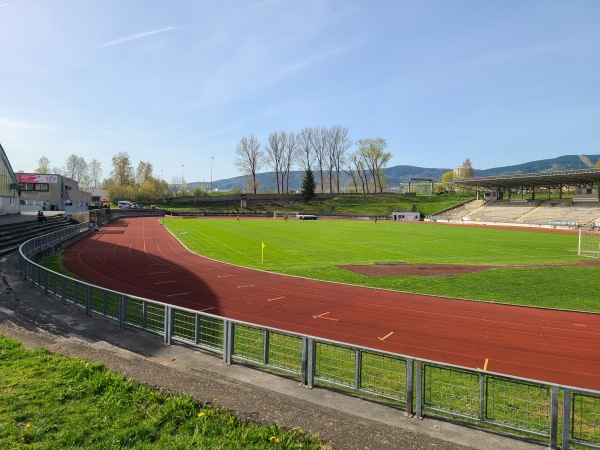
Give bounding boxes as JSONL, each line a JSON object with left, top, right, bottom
{"left": 578, "top": 229, "right": 600, "bottom": 258}
{"left": 273, "top": 211, "right": 299, "bottom": 220}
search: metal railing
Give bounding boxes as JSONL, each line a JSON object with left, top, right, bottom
{"left": 18, "top": 222, "right": 600, "bottom": 450}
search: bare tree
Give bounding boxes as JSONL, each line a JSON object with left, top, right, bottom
{"left": 235, "top": 135, "right": 264, "bottom": 194}
{"left": 264, "top": 131, "right": 286, "bottom": 194}
{"left": 35, "top": 156, "right": 51, "bottom": 174}
{"left": 311, "top": 127, "right": 328, "bottom": 193}
{"left": 89, "top": 159, "right": 103, "bottom": 188}
{"left": 330, "top": 125, "right": 352, "bottom": 193}
{"left": 281, "top": 131, "right": 299, "bottom": 193}
{"left": 63, "top": 154, "right": 88, "bottom": 182}
{"left": 298, "top": 127, "right": 314, "bottom": 172}
{"left": 342, "top": 150, "right": 365, "bottom": 193}
{"left": 357, "top": 138, "right": 392, "bottom": 193}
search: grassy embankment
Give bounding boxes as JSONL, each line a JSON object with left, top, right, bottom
{"left": 0, "top": 334, "right": 322, "bottom": 449}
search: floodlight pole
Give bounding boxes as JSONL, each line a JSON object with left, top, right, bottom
{"left": 210, "top": 156, "right": 214, "bottom": 195}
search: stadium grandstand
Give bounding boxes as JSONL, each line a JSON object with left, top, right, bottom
{"left": 430, "top": 169, "right": 600, "bottom": 229}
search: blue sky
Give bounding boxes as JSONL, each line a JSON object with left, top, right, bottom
{"left": 1, "top": 0, "right": 599, "bottom": 183}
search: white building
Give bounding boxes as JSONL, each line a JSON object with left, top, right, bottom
{"left": 0, "top": 142, "right": 22, "bottom": 216}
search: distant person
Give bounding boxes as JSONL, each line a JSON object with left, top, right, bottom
{"left": 89, "top": 220, "right": 100, "bottom": 231}
{"left": 37, "top": 210, "right": 47, "bottom": 223}
{"left": 284, "top": 214, "right": 288, "bottom": 221}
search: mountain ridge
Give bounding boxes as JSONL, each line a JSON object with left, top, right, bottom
{"left": 192, "top": 154, "right": 600, "bottom": 192}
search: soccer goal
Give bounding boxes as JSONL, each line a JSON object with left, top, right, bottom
{"left": 273, "top": 211, "right": 298, "bottom": 220}
{"left": 578, "top": 229, "right": 600, "bottom": 258}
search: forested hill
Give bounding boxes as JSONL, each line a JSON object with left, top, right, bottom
{"left": 474, "top": 154, "right": 600, "bottom": 177}
{"left": 197, "top": 154, "right": 600, "bottom": 191}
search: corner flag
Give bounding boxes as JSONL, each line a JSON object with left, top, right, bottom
{"left": 261, "top": 241, "right": 265, "bottom": 264}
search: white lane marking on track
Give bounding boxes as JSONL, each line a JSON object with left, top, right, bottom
{"left": 166, "top": 292, "right": 191, "bottom": 297}
{"left": 154, "top": 281, "right": 178, "bottom": 284}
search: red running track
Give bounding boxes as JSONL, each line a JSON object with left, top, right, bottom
{"left": 62, "top": 217, "right": 600, "bottom": 391}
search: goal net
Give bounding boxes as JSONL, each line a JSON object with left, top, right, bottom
{"left": 273, "top": 211, "right": 299, "bottom": 220}
{"left": 578, "top": 229, "right": 600, "bottom": 258}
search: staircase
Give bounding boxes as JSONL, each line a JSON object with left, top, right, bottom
{"left": 0, "top": 215, "right": 75, "bottom": 258}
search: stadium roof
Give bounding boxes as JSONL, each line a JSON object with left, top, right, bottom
{"left": 454, "top": 168, "right": 600, "bottom": 190}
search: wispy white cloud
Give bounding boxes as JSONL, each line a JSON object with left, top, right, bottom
{"left": 0, "top": 4, "right": 8, "bottom": 7}
{"left": 0, "top": 118, "right": 55, "bottom": 130}
{"left": 97, "top": 26, "right": 177, "bottom": 49}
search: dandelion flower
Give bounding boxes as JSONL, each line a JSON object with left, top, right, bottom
{"left": 198, "top": 412, "right": 205, "bottom": 417}
{"left": 25, "top": 423, "right": 31, "bottom": 429}
{"left": 297, "top": 428, "right": 304, "bottom": 434}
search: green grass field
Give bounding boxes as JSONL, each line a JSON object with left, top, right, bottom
{"left": 0, "top": 334, "right": 321, "bottom": 449}
{"left": 163, "top": 217, "right": 600, "bottom": 312}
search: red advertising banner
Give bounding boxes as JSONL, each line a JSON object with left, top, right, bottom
{"left": 17, "top": 174, "right": 58, "bottom": 183}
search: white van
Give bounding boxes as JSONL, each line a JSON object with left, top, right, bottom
{"left": 118, "top": 201, "right": 133, "bottom": 208}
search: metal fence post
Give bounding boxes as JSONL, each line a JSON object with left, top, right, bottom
{"left": 223, "top": 320, "right": 233, "bottom": 365}
{"left": 263, "top": 330, "right": 270, "bottom": 365}
{"left": 61, "top": 277, "right": 67, "bottom": 305}
{"left": 301, "top": 337, "right": 309, "bottom": 386}
{"left": 562, "top": 388, "right": 571, "bottom": 450}
{"left": 550, "top": 386, "right": 559, "bottom": 449}
{"left": 416, "top": 360, "right": 423, "bottom": 418}
{"left": 354, "top": 349, "right": 362, "bottom": 390}
{"left": 406, "top": 358, "right": 414, "bottom": 417}
{"left": 479, "top": 373, "right": 486, "bottom": 421}
{"left": 85, "top": 285, "right": 92, "bottom": 316}
{"left": 306, "top": 338, "right": 315, "bottom": 389}
{"left": 194, "top": 314, "right": 200, "bottom": 345}
{"left": 164, "top": 306, "right": 172, "bottom": 345}
{"left": 44, "top": 270, "right": 49, "bottom": 294}
{"left": 118, "top": 294, "right": 126, "bottom": 329}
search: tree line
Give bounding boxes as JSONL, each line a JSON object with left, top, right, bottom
{"left": 235, "top": 126, "right": 393, "bottom": 194}
{"left": 34, "top": 152, "right": 173, "bottom": 204}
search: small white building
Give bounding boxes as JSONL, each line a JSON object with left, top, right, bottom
{"left": 391, "top": 211, "right": 420, "bottom": 221}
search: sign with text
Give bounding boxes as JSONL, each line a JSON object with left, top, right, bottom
{"left": 17, "top": 174, "right": 58, "bottom": 183}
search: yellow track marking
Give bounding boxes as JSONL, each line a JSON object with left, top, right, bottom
{"left": 312, "top": 312, "right": 339, "bottom": 321}
{"left": 378, "top": 331, "right": 394, "bottom": 341}
{"left": 237, "top": 284, "right": 255, "bottom": 288}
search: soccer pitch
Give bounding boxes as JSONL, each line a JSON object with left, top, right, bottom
{"left": 163, "top": 217, "right": 600, "bottom": 312}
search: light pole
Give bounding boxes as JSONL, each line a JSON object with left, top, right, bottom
{"left": 181, "top": 164, "right": 184, "bottom": 194}
{"left": 210, "top": 156, "right": 214, "bottom": 195}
